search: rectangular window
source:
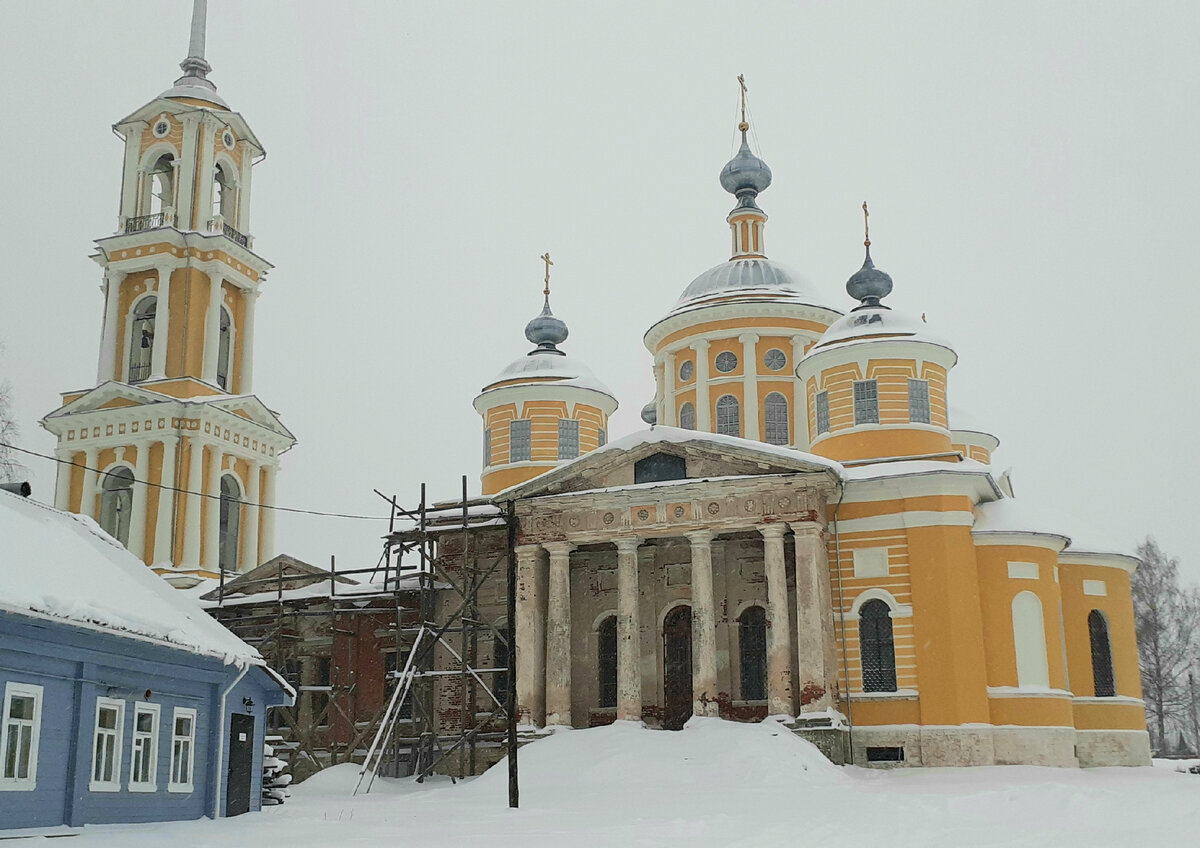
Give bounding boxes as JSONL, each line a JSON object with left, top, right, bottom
{"left": 815, "top": 391, "right": 830, "bottom": 435}
{"left": 1, "top": 682, "right": 43, "bottom": 790}
{"left": 558, "top": 419, "right": 580, "bottom": 460}
{"left": 483, "top": 428, "right": 492, "bottom": 467}
{"left": 314, "top": 657, "right": 331, "bottom": 728}
{"left": 866, "top": 746, "right": 905, "bottom": 763}
{"left": 597, "top": 427, "right": 607, "bottom": 447}
{"left": 129, "top": 702, "right": 159, "bottom": 791}
{"left": 510, "top": 419, "right": 531, "bottom": 462}
{"left": 908, "top": 378, "right": 931, "bottom": 424}
{"left": 853, "top": 380, "right": 879, "bottom": 425}
{"left": 91, "top": 697, "right": 125, "bottom": 791}
{"left": 169, "top": 707, "right": 197, "bottom": 792}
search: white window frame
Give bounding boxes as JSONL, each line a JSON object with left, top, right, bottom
{"left": 558, "top": 418, "right": 580, "bottom": 460}
{"left": 90, "top": 697, "right": 125, "bottom": 792}
{"left": 0, "top": 682, "right": 43, "bottom": 791}
{"left": 763, "top": 392, "right": 789, "bottom": 445}
{"left": 510, "top": 419, "right": 531, "bottom": 462}
{"left": 129, "top": 701, "right": 160, "bottom": 792}
{"left": 853, "top": 379, "right": 879, "bottom": 425}
{"left": 168, "top": 707, "right": 197, "bottom": 793}
{"left": 908, "top": 378, "right": 931, "bottom": 424}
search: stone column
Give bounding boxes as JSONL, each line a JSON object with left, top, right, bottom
{"left": 80, "top": 447, "right": 100, "bottom": 519}
{"left": 740, "top": 333, "right": 760, "bottom": 441}
{"left": 791, "top": 521, "right": 833, "bottom": 711}
{"left": 203, "top": 446, "right": 223, "bottom": 571}
{"left": 239, "top": 462, "right": 261, "bottom": 571}
{"left": 543, "top": 541, "right": 576, "bottom": 727}
{"left": 54, "top": 450, "right": 73, "bottom": 511}
{"left": 687, "top": 530, "right": 719, "bottom": 717}
{"left": 663, "top": 351, "right": 676, "bottom": 428}
{"left": 695, "top": 340, "right": 711, "bottom": 431}
{"left": 202, "top": 272, "right": 224, "bottom": 384}
{"left": 241, "top": 289, "right": 258, "bottom": 393}
{"left": 757, "top": 523, "right": 794, "bottom": 716}
{"left": 182, "top": 437, "right": 203, "bottom": 567}
{"left": 96, "top": 270, "right": 123, "bottom": 383}
{"left": 791, "top": 335, "right": 808, "bottom": 448}
{"left": 514, "top": 544, "right": 546, "bottom": 726}
{"left": 153, "top": 436, "right": 178, "bottom": 565}
{"left": 126, "top": 442, "right": 151, "bottom": 560}
{"left": 614, "top": 537, "right": 643, "bottom": 721}
{"left": 259, "top": 463, "right": 277, "bottom": 563}
{"left": 149, "top": 265, "right": 172, "bottom": 379}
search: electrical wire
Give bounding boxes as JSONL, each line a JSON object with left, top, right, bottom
{"left": 0, "top": 441, "right": 388, "bottom": 521}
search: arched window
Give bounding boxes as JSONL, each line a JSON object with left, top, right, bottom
{"left": 679, "top": 402, "right": 696, "bottom": 430}
{"left": 1011, "top": 591, "right": 1050, "bottom": 688}
{"left": 1088, "top": 609, "right": 1116, "bottom": 697}
{"left": 764, "top": 392, "right": 789, "bottom": 445}
{"left": 493, "top": 623, "right": 512, "bottom": 708}
{"left": 859, "top": 599, "right": 897, "bottom": 692}
{"left": 716, "top": 395, "right": 740, "bottom": 437}
{"left": 218, "top": 474, "right": 241, "bottom": 573}
{"left": 738, "top": 606, "right": 767, "bottom": 701}
{"left": 598, "top": 616, "right": 617, "bottom": 709}
{"left": 147, "top": 154, "right": 174, "bottom": 217}
{"left": 212, "top": 162, "right": 234, "bottom": 220}
{"left": 216, "top": 307, "right": 232, "bottom": 391}
{"left": 98, "top": 466, "right": 135, "bottom": 546}
{"left": 127, "top": 296, "right": 156, "bottom": 383}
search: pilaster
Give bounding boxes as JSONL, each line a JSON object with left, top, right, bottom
{"left": 127, "top": 442, "right": 151, "bottom": 561}
{"left": 240, "top": 462, "right": 260, "bottom": 571}
{"left": 181, "top": 437, "right": 203, "bottom": 567}
{"left": 97, "top": 271, "right": 124, "bottom": 384}
{"left": 514, "top": 544, "right": 546, "bottom": 726}
{"left": 758, "top": 523, "right": 793, "bottom": 716}
{"left": 202, "top": 272, "right": 223, "bottom": 384}
{"left": 791, "top": 521, "right": 834, "bottom": 711}
{"left": 543, "top": 540, "right": 576, "bottom": 727}
{"left": 80, "top": 447, "right": 100, "bottom": 520}
{"left": 687, "top": 530, "right": 719, "bottom": 717}
{"left": 153, "top": 436, "right": 178, "bottom": 565}
{"left": 203, "top": 445, "right": 222, "bottom": 571}
{"left": 614, "top": 537, "right": 643, "bottom": 721}
{"left": 740, "top": 333, "right": 760, "bottom": 441}
{"left": 695, "top": 340, "right": 711, "bottom": 432}
{"left": 149, "top": 265, "right": 173, "bottom": 379}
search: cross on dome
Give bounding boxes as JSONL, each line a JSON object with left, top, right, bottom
{"left": 525, "top": 252, "right": 569, "bottom": 354}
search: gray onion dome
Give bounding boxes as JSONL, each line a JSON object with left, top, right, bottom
{"left": 846, "top": 247, "right": 894, "bottom": 309}
{"left": 640, "top": 401, "right": 658, "bottom": 425}
{"left": 525, "top": 296, "right": 569, "bottom": 354}
{"left": 719, "top": 131, "right": 772, "bottom": 209}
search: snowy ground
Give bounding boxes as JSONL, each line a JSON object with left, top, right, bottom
{"left": 24, "top": 719, "right": 1199, "bottom": 847}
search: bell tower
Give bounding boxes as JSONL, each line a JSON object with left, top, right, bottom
{"left": 40, "top": 0, "right": 296, "bottom": 587}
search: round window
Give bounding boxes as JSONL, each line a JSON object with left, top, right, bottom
{"left": 679, "top": 360, "right": 694, "bottom": 382}
{"left": 153, "top": 120, "right": 170, "bottom": 138}
{"left": 764, "top": 348, "right": 787, "bottom": 371}
{"left": 715, "top": 351, "right": 738, "bottom": 373}
{"left": 223, "top": 131, "right": 235, "bottom": 149}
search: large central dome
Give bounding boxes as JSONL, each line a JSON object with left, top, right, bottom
{"left": 674, "top": 257, "right": 827, "bottom": 309}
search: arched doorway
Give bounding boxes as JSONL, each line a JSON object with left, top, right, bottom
{"left": 662, "top": 605, "right": 692, "bottom": 730}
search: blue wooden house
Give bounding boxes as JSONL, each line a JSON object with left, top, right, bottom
{"left": 0, "top": 488, "right": 293, "bottom": 833}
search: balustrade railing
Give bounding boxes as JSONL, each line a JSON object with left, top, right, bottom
{"left": 124, "top": 213, "right": 164, "bottom": 234}
{"left": 208, "top": 217, "right": 250, "bottom": 248}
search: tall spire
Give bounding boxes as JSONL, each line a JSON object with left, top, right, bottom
{"left": 165, "top": 0, "right": 225, "bottom": 106}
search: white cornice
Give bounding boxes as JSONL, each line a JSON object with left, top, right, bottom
{"left": 644, "top": 299, "right": 842, "bottom": 352}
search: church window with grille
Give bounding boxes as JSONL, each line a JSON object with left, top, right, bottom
{"left": 815, "top": 390, "right": 830, "bottom": 435}
{"left": 510, "top": 419, "right": 531, "bottom": 462}
{"left": 99, "top": 466, "right": 135, "bottom": 546}
{"left": 679, "top": 360, "right": 694, "bottom": 382}
{"left": 764, "top": 392, "right": 789, "bottom": 445}
{"left": 679, "top": 402, "right": 696, "bottom": 430}
{"left": 483, "top": 429, "right": 491, "bottom": 467}
{"left": 738, "top": 606, "right": 767, "bottom": 701}
{"left": 715, "top": 351, "right": 738, "bottom": 373}
{"left": 598, "top": 616, "right": 617, "bottom": 709}
{"left": 908, "top": 379, "right": 931, "bottom": 424}
{"left": 1088, "top": 609, "right": 1116, "bottom": 697}
{"left": 716, "top": 395, "right": 740, "bottom": 437}
{"left": 127, "top": 296, "right": 156, "bottom": 383}
{"left": 859, "top": 600, "right": 897, "bottom": 692}
{"left": 853, "top": 380, "right": 879, "bottom": 425}
{"left": 763, "top": 348, "right": 787, "bottom": 371}
{"left": 597, "top": 427, "right": 607, "bottom": 447}
{"left": 558, "top": 419, "right": 580, "bottom": 460}
{"left": 218, "top": 474, "right": 241, "bottom": 573}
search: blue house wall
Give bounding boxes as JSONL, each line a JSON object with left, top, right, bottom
{"left": 0, "top": 611, "right": 290, "bottom": 832}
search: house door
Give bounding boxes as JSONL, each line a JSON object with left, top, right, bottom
{"left": 663, "top": 605, "right": 693, "bottom": 731}
{"left": 226, "top": 713, "right": 255, "bottom": 817}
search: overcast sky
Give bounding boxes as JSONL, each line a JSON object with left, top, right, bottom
{"left": 1, "top": 1, "right": 1197, "bottom": 583}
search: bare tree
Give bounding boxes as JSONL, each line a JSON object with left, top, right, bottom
{"left": 0, "top": 341, "right": 26, "bottom": 483}
{"left": 1132, "top": 537, "right": 1200, "bottom": 753}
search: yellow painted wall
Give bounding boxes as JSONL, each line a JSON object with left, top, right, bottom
{"left": 988, "top": 696, "right": 1074, "bottom": 727}
{"left": 1059, "top": 563, "right": 1144, "bottom": 701}
{"left": 654, "top": 315, "right": 829, "bottom": 353}
{"left": 1072, "top": 700, "right": 1147, "bottom": 731}
{"left": 848, "top": 698, "right": 921, "bottom": 726}
{"left": 974, "top": 544, "right": 1068, "bottom": 690}
{"left": 480, "top": 399, "right": 608, "bottom": 494}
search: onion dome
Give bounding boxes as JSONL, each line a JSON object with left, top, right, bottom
{"left": 846, "top": 247, "right": 893, "bottom": 309}
{"left": 641, "top": 401, "right": 658, "bottom": 425}
{"left": 525, "top": 296, "right": 569, "bottom": 353}
{"left": 719, "top": 130, "right": 773, "bottom": 210}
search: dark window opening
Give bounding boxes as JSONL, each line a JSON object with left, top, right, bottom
{"left": 866, "top": 746, "right": 905, "bottom": 763}
{"left": 314, "top": 656, "right": 331, "bottom": 727}
{"left": 1088, "top": 609, "right": 1116, "bottom": 698}
{"left": 860, "top": 599, "right": 897, "bottom": 692}
{"left": 598, "top": 616, "right": 617, "bottom": 709}
{"left": 493, "top": 628, "right": 511, "bottom": 710}
{"left": 634, "top": 452, "right": 687, "bottom": 484}
{"left": 739, "top": 606, "right": 768, "bottom": 701}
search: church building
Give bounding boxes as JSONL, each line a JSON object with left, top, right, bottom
{"left": 451, "top": 96, "right": 1150, "bottom": 769}
{"left": 39, "top": 2, "right": 295, "bottom": 587}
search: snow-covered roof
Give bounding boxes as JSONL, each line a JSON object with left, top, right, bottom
{"left": 0, "top": 489, "right": 265, "bottom": 666}
{"left": 664, "top": 258, "right": 836, "bottom": 318}
{"left": 842, "top": 457, "right": 992, "bottom": 482}
{"left": 972, "top": 497, "right": 1071, "bottom": 543}
{"left": 588, "top": 426, "right": 844, "bottom": 474}
{"left": 480, "top": 351, "right": 615, "bottom": 398}
{"left": 805, "top": 304, "right": 954, "bottom": 358}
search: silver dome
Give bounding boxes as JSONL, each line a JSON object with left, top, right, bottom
{"left": 719, "top": 131, "right": 772, "bottom": 207}
{"left": 525, "top": 297, "right": 569, "bottom": 350}
{"left": 845, "top": 247, "right": 893, "bottom": 306}
{"left": 674, "top": 258, "right": 824, "bottom": 307}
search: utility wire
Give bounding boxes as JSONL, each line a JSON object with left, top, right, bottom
{"left": 0, "top": 441, "right": 389, "bottom": 521}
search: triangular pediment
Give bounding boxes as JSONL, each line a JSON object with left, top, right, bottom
{"left": 499, "top": 426, "right": 843, "bottom": 500}
{"left": 199, "top": 554, "right": 357, "bottom": 601}
{"left": 116, "top": 98, "right": 263, "bottom": 154}
{"left": 44, "top": 381, "right": 174, "bottom": 420}
{"left": 204, "top": 395, "right": 296, "bottom": 442}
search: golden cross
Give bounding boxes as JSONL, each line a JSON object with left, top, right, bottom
{"left": 541, "top": 252, "right": 554, "bottom": 296}
{"left": 737, "top": 74, "right": 749, "bottom": 131}
{"left": 862, "top": 201, "right": 871, "bottom": 248}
